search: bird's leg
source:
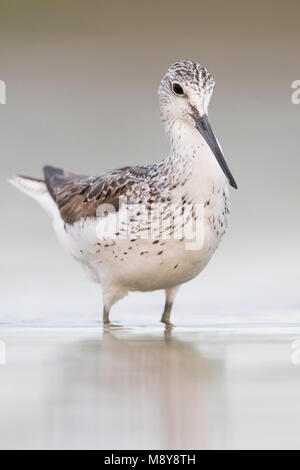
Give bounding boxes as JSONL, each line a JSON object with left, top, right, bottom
{"left": 102, "top": 286, "right": 126, "bottom": 327}
{"left": 161, "top": 286, "right": 181, "bottom": 327}
{"left": 103, "top": 306, "right": 110, "bottom": 325}
{"left": 161, "top": 302, "right": 173, "bottom": 326}
{"left": 102, "top": 290, "right": 113, "bottom": 325}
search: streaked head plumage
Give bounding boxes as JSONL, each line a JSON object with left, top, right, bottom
{"left": 158, "top": 61, "right": 215, "bottom": 131}
{"left": 158, "top": 61, "right": 237, "bottom": 189}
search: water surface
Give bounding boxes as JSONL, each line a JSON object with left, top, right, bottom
{"left": 1, "top": 323, "right": 300, "bottom": 450}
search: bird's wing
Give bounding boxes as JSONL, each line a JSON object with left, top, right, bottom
{"left": 43, "top": 165, "right": 154, "bottom": 224}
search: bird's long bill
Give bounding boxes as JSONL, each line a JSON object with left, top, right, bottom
{"left": 192, "top": 115, "right": 238, "bottom": 189}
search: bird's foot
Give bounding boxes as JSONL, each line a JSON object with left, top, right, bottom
{"left": 161, "top": 319, "right": 175, "bottom": 329}
{"left": 103, "top": 321, "right": 122, "bottom": 329}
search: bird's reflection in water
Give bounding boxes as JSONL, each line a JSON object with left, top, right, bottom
{"left": 47, "top": 326, "right": 225, "bottom": 450}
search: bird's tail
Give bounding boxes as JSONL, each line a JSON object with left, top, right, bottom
{"left": 8, "top": 174, "right": 57, "bottom": 217}
{"left": 9, "top": 174, "right": 46, "bottom": 197}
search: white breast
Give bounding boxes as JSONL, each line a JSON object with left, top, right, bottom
{"left": 52, "top": 120, "right": 230, "bottom": 293}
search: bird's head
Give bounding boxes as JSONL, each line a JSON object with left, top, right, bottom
{"left": 158, "top": 61, "right": 237, "bottom": 189}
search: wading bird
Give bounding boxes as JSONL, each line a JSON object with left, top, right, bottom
{"left": 10, "top": 61, "right": 237, "bottom": 326}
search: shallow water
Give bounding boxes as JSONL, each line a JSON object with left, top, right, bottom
{"left": 0, "top": 323, "right": 300, "bottom": 450}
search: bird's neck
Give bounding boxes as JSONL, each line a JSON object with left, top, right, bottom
{"left": 164, "top": 119, "right": 227, "bottom": 198}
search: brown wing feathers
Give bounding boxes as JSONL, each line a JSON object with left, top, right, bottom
{"left": 43, "top": 165, "right": 146, "bottom": 225}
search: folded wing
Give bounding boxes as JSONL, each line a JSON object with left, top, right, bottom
{"left": 43, "top": 165, "right": 153, "bottom": 224}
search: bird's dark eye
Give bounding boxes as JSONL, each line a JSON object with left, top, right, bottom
{"left": 172, "top": 83, "right": 184, "bottom": 96}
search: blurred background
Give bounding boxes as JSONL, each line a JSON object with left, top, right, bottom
{"left": 0, "top": 0, "right": 299, "bottom": 324}
{"left": 0, "top": 0, "right": 300, "bottom": 451}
